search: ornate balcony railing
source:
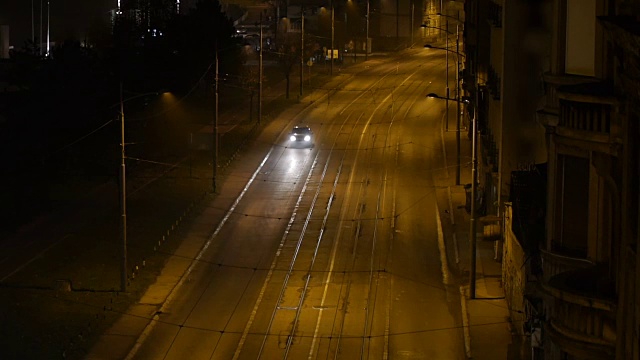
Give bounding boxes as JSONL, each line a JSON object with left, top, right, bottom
{"left": 559, "top": 99, "right": 612, "bottom": 136}
{"left": 543, "top": 265, "right": 617, "bottom": 359}
{"left": 554, "top": 81, "right": 620, "bottom": 154}
{"left": 540, "top": 247, "right": 593, "bottom": 284}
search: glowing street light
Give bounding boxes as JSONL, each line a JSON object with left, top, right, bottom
{"left": 422, "top": 24, "right": 455, "bottom": 132}
{"left": 118, "top": 86, "right": 167, "bottom": 292}
{"left": 425, "top": 28, "right": 463, "bottom": 186}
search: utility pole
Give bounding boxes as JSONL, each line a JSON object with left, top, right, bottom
{"left": 259, "top": 12, "right": 263, "bottom": 124}
{"left": 396, "top": 0, "right": 399, "bottom": 47}
{"left": 455, "top": 23, "right": 461, "bottom": 186}
{"left": 300, "top": 8, "right": 304, "bottom": 98}
{"left": 46, "top": 0, "right": 50, "bottom": 56}
{"left": 445, "top": 17, "right": 449, "bottom": 132}
{"left": 39, "top": 0, "right": 42, "bottom": 56}
{"left": 469, "top": 0, "right": 480, "bottom": 300}
{"left": 410, "top": 2, "right": 414, "bottom": 47}
{"left": 119, "top": 82, "right": 128, "bottom": 293}
{"left": 469, "top": 95, "right": 478, "bottom": 299}
{"left": 365, "top": 0, "right": 369, "bottom": 61}
{"left": 331, "top": 4, "right": 334, "bottom": 76}
{"left": 31, "top": 0, "right": 34, "bottom": 47}
{"left": 213, "top": 51, "right": 219, "bottom": 193}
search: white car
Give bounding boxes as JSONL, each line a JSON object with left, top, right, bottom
{"left": 289, "top": 126, "right": 313, "bottom": 145}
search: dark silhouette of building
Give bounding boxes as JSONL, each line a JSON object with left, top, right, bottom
{"left": 464, "top": 0, "right": 640, "bottom": 358}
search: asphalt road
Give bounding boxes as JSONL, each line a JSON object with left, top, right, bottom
{"left": 131, "top": 48, "right": 466, "bottom": 359}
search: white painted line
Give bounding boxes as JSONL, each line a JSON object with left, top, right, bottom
{"left": 125, "top": 148, "right": 274, "bottom": 360}
{"left": 460, "top": 286, "right": 472, "bottom": 359}
{"left": 234, "top": 152, "right": 320, "bottom": 360}
{"left": 435, "top": 201, "right": 451, "bottom": 285}
{"left": 447, "top": 186, "right": 455, "bottom": 225}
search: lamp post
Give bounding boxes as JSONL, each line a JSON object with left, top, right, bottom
{"left": 469, "top": 89, "right": 478, "bottom": 300}
{"left": 365, "top": 0, "right": 369, "bottom": 61}
{"left": 119, "top": 83, "right": 127, "bottom": 293}
{"left": 300, "top": 9, "right": 304, "bottom": 98}
{"left": 426, "top": 91, "right": 477, "bottom": 300}
{"left": 118, "top": 85, "right": 161, "bottom": 292}
{"left": 469, "top": 0, "right": 479, "bottom": 300}
{"left": 213, "top": 50, "right": 219, "bottom": 194}
{"left": 425, "top": 39, "right": 463, "bottom": 186}
{"left": 259, "top": 12, "right": 263, "bottom": 125}
{"left": 422, "top": 25, "right": 454, "bottom": 132}
{"left": 331, "top": 3, "right": 334, "bottom": 76}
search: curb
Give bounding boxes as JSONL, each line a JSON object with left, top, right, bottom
{"left": 460, "top": 285, "right": 472, "bottom": 359}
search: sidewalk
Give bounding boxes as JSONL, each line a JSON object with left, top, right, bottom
{"left": 433, "top": 115, "right": 525, "bottom": 359}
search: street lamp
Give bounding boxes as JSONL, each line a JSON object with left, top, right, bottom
{"left": 365, "top": 0, "right": 369, "bottom": 61}
{"left": 428, "top": 89, "right": 479, "bottom": 300}
{"left": 422, "top": 25, "right": 455, "bottom": 132}
{"left": 425, "top": 33, "right": 463, "bottom": 186}
{"left": 259, "top": 12, "right": 263, "bottom": 125}
{"left": 214, "top": 50, "right": 219, "bottom": 194}
{"left": 331, "top": 3, "right": 335, "bottom": 76}
{"left": 118, "top": 85, "right": 163, "bottom": 292}
{"left": 301, "top": 9, "right": 304, "bottom": 98}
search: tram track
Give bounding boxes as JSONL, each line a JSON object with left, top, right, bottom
{"left": 131, "top": 49, "right": 458, "bottom": 360}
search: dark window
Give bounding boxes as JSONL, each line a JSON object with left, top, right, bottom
{"left": 553, "top": 154, "right": 589, "bottom": 257}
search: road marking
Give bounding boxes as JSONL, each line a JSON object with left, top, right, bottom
{"left": 435, "top": 201, "right": 451, "bottom": 285}
{"left": 126, "top": 148, "right": 274, "bottom": 360}
{"left": 460, "top": 286, "right": 472, "bottom": 359}
{"left": 234, "top": 152, "right": 320, "bottom": 360}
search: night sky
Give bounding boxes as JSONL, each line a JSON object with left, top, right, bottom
{"left": 0, "top": 0, "right": 116, "bottom": 49}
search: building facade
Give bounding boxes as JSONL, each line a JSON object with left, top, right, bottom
{"left": 465, "top": 0, "right": 640, "bottom": 358}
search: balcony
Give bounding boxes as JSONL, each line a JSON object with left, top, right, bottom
{"left": 537, "top": 73, "right": 600, "bottom": 126}
{"left": 554, "top": 82, "right": 620, "bottom": 155}
{"left": 540, "top": 248, "right": 593, "bottom": 286}
{"left": 540, "top": 251, "right": 617, "bottom": 359}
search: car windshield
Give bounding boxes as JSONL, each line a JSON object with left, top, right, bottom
{"left": 293, "top": 127, "right": 311, "bottom": 134}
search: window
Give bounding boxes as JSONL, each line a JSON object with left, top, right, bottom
{"left": 554, "top": 154, "right": 589, "bottom": 257}
{"left": 565, "top": 0, "right": 596, "bottom": 76}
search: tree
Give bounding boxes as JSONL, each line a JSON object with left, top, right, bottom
{"left": 240, "top": 65, "right": 265, "bottom": 121}
{"left": 164, "top": 0, "right": 240, "bottom": 94}
{"left": 274, "top": 22, "right": 301, "bottom": 100}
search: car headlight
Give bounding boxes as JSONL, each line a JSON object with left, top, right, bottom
{"left": 290, "top": 135, "right": 296, "bottom": 141}
{"left": 304, "top": 135, "right": 311, "bottom": 141}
